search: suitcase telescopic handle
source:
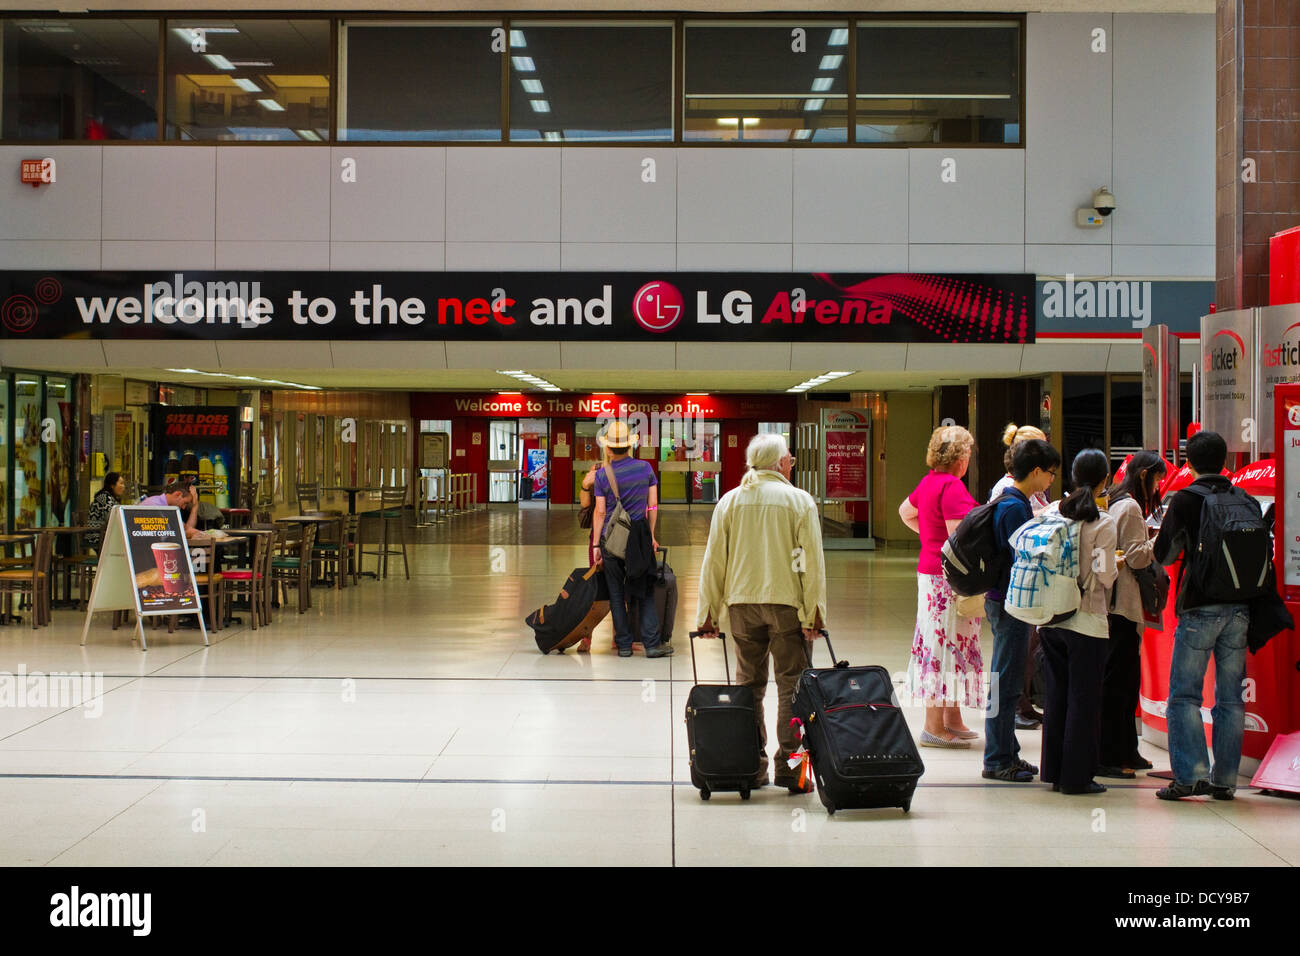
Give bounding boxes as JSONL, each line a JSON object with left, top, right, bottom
{"left": 688, "top": 630, "right": 730, "bottom": 685}
{"left": 802, "top": 629, "right": 841, "bottom": 668}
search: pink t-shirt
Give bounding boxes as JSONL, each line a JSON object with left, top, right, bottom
{"left": 908, "top": 470, "right": 977, "bottom": 575}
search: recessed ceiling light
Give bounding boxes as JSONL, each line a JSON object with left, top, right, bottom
{"left": 811, "top": 77, "right": 832, "bottom": 92}
{"left": 803, "top": 99, "right": 825, "bottom": 112}
{"left": 233, "top": 77, "right": 261, "bottom": 92}
{"left": 828, "top": 28, "right": 849, "bottom": 46}
{"left": 511, "top": 56, "right": 535, "bottom": 72}
{"left": 819, "top": 55, "right": 843, "bottom": 70}
{"left": 203, "top": 54, "right": 234, "bottom": 70}
{"left": 257, "top": 98, "right": 285, "bottom": 112}
{"left": 521, "top": 78, "right": 543, "bottom": 94}
{"left": 510, "top": 30, "right": 526, "bottom": 47}
{"left": 530, "top": 100, "right": 551, "bottom": 113}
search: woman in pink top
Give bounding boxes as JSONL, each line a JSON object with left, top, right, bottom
{"left": 898, "top": 426, "right": 986, "bottom": 747}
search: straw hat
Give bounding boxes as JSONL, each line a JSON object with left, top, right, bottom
{"left": 598, "top": 420, "right": 637, "bottom": 450}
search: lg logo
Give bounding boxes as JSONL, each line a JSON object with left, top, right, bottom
{"left": 631, "top": 281, "right": 683, "bottom": 333}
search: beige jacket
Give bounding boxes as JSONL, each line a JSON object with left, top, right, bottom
{"left": 696, "top": 471, "right": 828, "bottom": 634}
{"left": 1108, "top": 495, "right": 1157, "bottom": 625}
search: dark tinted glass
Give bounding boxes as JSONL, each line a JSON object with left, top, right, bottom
{"left": 856, "top": 23, "right": 1020, "bottom": 144}
{"left": 343, "top": 23, "right": 502, "bottom": 141}
{"left": 166, "top": 19, "right": 330, "bottom": 141}
{"left": 1062, "top": 375, "right": 1105, "bottom": 492}
{"left": 685, "top": 22, "right": 849, "bottom": 142}
{"left": 1, "top": 18, "right": 159, "bottom": 140}
{"left": 509, "top": 24, "right": 671, "bottom": 142}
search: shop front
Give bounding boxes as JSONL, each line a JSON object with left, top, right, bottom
{"left": 410, "top": 392, "right": 797, "bottom": 508}
{"left": 1, "top": 370, "right": 80, "bottom": 531}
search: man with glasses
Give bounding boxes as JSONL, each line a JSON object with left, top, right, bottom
{"left": 983, "top": 439, "right": 1061, "bottom": 782}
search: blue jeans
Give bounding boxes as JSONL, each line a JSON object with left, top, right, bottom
{"left": 603, "top": 556, "right": 661, "bottom": 652}
{"left": 1167, "top": 603, "right": 1249, "bottom": 788}
{"left": 984, "top": 599, "right": 1029, "bottom": 771}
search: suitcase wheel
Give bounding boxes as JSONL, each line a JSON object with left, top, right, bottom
{"left": 826, "top": 805, "right": 836, "bottom": 816}
{"left": 740, "top": 788, "right": 751, "bottom": 801}
{"left": 699, "top": 788, "right": 711, "bottom": 801}
{"left": 902, "top": 800, "right": 911, "bottom": 813}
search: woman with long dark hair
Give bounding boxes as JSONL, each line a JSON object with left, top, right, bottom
{"left": 1038, "top": 448, "right": 1118, "bottom": 795}
{"left": 85, "top": 471, "right": 125, "bottom": 552}
{"left": 1097, "top": 450, "right": 1166, "bottom": 777}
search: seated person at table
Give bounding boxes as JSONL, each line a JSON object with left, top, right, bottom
{"left": 86, "top": 472, "right": 126, "bottom": 552}
{"left": 139, "top": 481, "right": 201, "bottom": 540}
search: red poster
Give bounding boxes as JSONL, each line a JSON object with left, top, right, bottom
{"left": 825, "top": 431, "right": 868, "bottom": 499}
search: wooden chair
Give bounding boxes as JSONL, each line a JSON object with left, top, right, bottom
{"left": 361, "top": 489, "right": 410, "bottom": 580}
{"left": 311, "top": 513, "right": 357, "bottom": 589}
{"left": 222, "top": 531, "right": 273, "bottom": 629}
{"left": 296, "top": 482, "right": 321, "bottom": 515}
{"left": 272, "top": 522, "right": 316, "bottom": 613}
{"left": 56, "top": 520, "right": 94, "bottom": 609}
{"left": 189, "top": 538, "right": 226, "bottom": 632}
{"left": 0, "top": 531, "right": 52, "bottom": 628}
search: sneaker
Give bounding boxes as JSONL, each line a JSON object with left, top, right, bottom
{"left": 617, "top": 647, "right": 633, "bottom": 658}
{"left": 645, "top": 644, "right": 675, "bottom": 658}
{"left": 1156, "top": 780, "right": 1212, "bottom": 801}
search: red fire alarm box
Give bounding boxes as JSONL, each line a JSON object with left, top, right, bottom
{"left": 20, "top": 158, "right": 49, "bottom": 187}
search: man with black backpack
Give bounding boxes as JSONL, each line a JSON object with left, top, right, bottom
{"left": 1153, "top": 430, "right": 1267, "bottom": 801}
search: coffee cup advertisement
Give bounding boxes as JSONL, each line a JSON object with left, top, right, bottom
{"left": 122, "top": 508, "right": 200, "bottom": 613}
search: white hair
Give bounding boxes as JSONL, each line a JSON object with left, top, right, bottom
{"left": 742, "top": 433, "right": 789, "bottom": 488}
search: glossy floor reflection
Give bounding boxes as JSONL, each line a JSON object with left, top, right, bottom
{"left": 0, "top": 507, "right": 1293, "bottom": 866}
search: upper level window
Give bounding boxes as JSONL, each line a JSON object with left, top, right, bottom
{"left": 341, "top": 22, "right": 502, "bottom": 141}
{"left": 856, "top": 21, "right": 1020, "bottom": 144}
{"left": 684, "top": 22, "right": 849, "bottom": 143}
{"left": 508, "top": 22, "right": 672, "bottom": 142}
{"left": 166, "top": 19, "right": 331, "bottom": 141}
{"left": 0, "top": 18, "right": 158, "bottom": 140}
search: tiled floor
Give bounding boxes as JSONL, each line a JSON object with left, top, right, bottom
{"left": 0, "top": 507, "right": 1294, "bottom": 866}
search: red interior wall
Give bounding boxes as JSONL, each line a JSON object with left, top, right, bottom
{"left": 550, "top": 420, "right": 574, "bottom": 505}
{"left": 721, "top": 420, "right": 759, "bottom": 494}
{"left": 452, "top": 418, "right": 489, "bottom": 503}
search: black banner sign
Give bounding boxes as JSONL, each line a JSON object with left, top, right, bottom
{"left": 0, "top": 271, "right": 1034, "bottom": 344}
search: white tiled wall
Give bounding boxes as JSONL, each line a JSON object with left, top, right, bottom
{"left": 0, "top": 15, "right": 1215, "bottom": 281}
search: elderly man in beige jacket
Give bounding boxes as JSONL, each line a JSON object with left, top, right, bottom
{"left": 697, "top": 432, "right": 827, "bottom": 792}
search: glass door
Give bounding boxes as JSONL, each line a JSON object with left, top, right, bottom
{"left": 13, "top": 376, "right": 42, "bottom": 528}
{"left": 658, "top": 418, "right": 721, "bottom": 506}
{"left": 488, "top": 419, "right": 519, "bottom": 503}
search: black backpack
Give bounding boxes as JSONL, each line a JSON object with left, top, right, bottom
{"left": 1185, "top": 484, "right": 1271, "bottom": 603}
{"left": 941, "top": 493, "right": 1013, "bottom": 597}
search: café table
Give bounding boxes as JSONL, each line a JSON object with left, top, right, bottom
{"left": 323, "top": 486, "right": 382, "bottom": 515}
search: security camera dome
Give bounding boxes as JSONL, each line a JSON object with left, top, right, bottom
{"left": 1093, "top": 187, "right": 1115, "bottom": 217}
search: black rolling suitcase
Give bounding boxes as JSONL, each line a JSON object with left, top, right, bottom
{"left": 629, "top": 548, "right": 678, "bottom": 644}
{"left": 792, "top": 633, "right": 925, "bottom": 815}
{"left": 685, "top": 631, "right": 763, "bottom": 801}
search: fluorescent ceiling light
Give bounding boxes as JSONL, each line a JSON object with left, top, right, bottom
{"left": 258, "top": 98, "right": 285, "bottom": 111}
{"left": 203, "top": 54, "right": 235, "bottom": 70}
{"left": 811, "top": 77, "right": 832, "bottom": 92}
{"left": 530, "top": 100, "right": 551, "bottom": 113}
{"left": 687, "top": 393, "right": 709, "bottom": 396}
{"left": 511, "top": 56, "right": 535, "bottom": 72}
{"left": 164, "top": 368, "right": 321, "bottom": 390}
{"left": 510, "top": 30, "right": 526, "bottom": 47}
{"left": 296, "top": 129, "right": 322, "bottom": 141}
{"left": 803, "top": 99, "right": 825, "bottom": 112}
{"left": 793, "top": 129, "right": 813, "bottom": 140}
{"left": 819, "top": 55, "right": 843, "bottom": 70}
{"left": 542, "top": 131, "right": 562, "bottom": 141}
{"left": 232, "top": 77, "right": 261, "bottom": 92}
{"left": 828, "top": 28, "right": 849, "bottom": 46}
{"left": 716, "top": 118, "right": 738, "bottom": 126}
{"left": 229, "top": 60, "right": 274, "bottom": 67}
{"left": 521, "top": 78, "right": 543, "bottom": 94}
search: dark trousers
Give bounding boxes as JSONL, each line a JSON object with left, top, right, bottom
{"left": 1039, "top": 626, "right": 1108, "bottom": 792}
{"left": 730, "top": 603, "right": 806, "bottom": 781}
{"left": 602, "top": 555, "right": 660, "bottom": 651}
{"left": 1021, "top": 625, "right": 1042, "bottom": 716}
{"left": 1098, "top": 614, "right": 1142, "bottom": 766}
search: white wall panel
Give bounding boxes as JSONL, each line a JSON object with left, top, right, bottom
{"left": 102, "top": 241, "right": 215, "bottom": 270}
{"left": 103, "top": 147, "right": 216, "bottom": 241}
{"left": 1111, "top": 244, "right": 1215, "bottom": 277}
{"left": 1024, "top": 14, "right": 1113, "bottom": 247}
{"left": 1025, "top": 244, "right": 1112, "bottom": 277}
{"left": 677, "top": 150, "right": 793, "bottom": 243}
{"left": 445, "top": 148, "right": 560, "bottom": 242}
{"left": 0, "top": 146, "right": 101, "bottom": 241}
{"left": 1112, "top": 14, "right": 1215, "bottom": 247}
{"left": 329, "top": 147, "right": 446, "bottom": 243}
{"left": 215, "top": 241, "right": 330, "bottom": 270}
{"left": 330, "top": 242, "right": 445, "bottom": 271}
{"left": 215, "top": 148, "right": 331, "bottom": 241}
{"left": 445, "top": 242, "right": 560, "bottom": 270}
{"left": 676, "top": 243, "right": 791, "bottom": 271}
{"left": 0, "top": 240, "right": 100, "bottom": 269}
{"left": 560, "top": 243, "right": 676, "bottom": 271}
{"left": 793, "top": 151, "right": 908, "bottom": 245}
{"left": 561, "top": 148, "right": 676, "bottom": 243}
{"left": 793, "top": 244, "right": 909, "bottom": 272}
{"left": 908, "top": 244, "right": 1026, "bottom": 272}
{"left": 907, "top": 150, "right": 1024, "bottom": 245}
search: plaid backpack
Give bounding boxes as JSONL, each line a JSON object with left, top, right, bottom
{"left": 1003, "top": 511, "right": 1083, "bottom": 626}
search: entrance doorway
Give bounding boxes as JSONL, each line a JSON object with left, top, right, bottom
{"left": 488, "top": 417, "right": 551, "bottom": 508}
{"left": 658, "top": 418, "right": 720, "bottom": 506}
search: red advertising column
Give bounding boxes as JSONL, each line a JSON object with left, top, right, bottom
{"left": 550, "top": 419, "right": 574, "bottom": 505}
{"left": 451, "top": 418, "right": 488, "bottom": 504}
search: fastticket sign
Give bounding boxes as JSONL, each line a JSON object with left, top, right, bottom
{"left": 0, "top": 271, "right": 1034, "bottom": 344}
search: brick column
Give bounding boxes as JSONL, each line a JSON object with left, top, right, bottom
{"left": 1217, "top": 0, "right": 1300, "bottom": 310}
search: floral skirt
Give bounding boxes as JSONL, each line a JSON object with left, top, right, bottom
{"left": 907, "top": 572, "right": 987, "bottom": 709}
